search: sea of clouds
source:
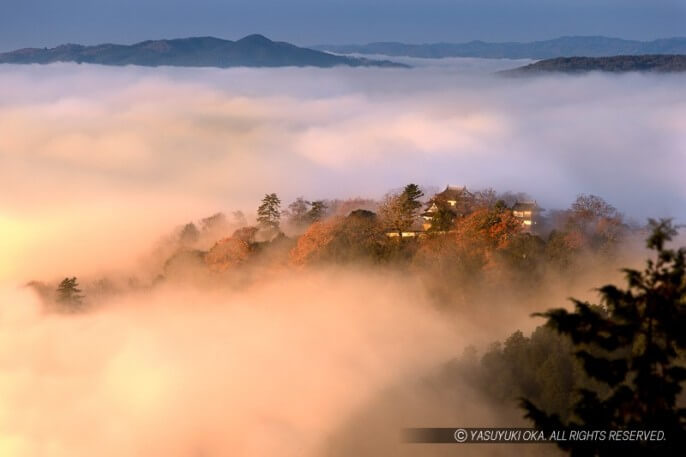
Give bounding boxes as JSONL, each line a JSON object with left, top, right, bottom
{"left": 1, "top": 59, "right": 685, "bottom": 281}
{"left": 0, "top": 58, "right": 683, "bottom": 457}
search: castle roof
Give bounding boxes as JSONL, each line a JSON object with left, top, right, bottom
{"left": 435, "top": 185, "right": 471, "bottom": 201}
{"left": 512, "top": 201, "right": 538, "bottom": 211}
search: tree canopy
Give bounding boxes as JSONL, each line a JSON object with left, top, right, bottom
{"left": 522, "top": 219, "right": 686, "bottom": 456}
{"left": 257, "top": 193, "right": 282, "bottom": 231}
{"left": 56, "top": 277, "right": 84, "bottom": 310}
{"left": 379, "top": 183, "right": 424, "bottom": 236}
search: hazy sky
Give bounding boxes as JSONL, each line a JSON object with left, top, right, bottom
{"left": 1, "top": 0, "right": 685, "bottom": 51}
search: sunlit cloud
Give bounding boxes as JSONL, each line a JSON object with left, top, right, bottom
{"left": 1, "top": 62, "right": 685, "bottom": 282}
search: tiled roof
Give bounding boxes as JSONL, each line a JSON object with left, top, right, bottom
{"left": 435, "top": 185, "right": 470, "bottom": 201}
{"left": 512, "top": 201, "right": 538, "bottom": 211}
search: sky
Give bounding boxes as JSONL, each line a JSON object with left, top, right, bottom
{"left": 1, "top": 0, "right": 685, "bottom": 51}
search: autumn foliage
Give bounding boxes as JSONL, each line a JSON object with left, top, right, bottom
{"left": 205, "top": 237, "right": 253, "bottom": 272}
{"left": 289, "top": 218, "right": 341, "bottom": 265}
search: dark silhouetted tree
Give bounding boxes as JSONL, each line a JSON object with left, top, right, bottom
{"left": 426, "top": 197, "right": 457, "bottom": 233}
{"left": 56, "top": 277, "right": 84, "bottom": 309}
{"left": 306, "top": 200, "right": 327, "bottom": 223}
{"left": 179, "top": 222, "right": 199, "bottom": 245}
{"left": 522, "top": 219, "right": 686, "bottom": 456}
{"left": 402, "top": 183, "right": 424, "bottom": 217}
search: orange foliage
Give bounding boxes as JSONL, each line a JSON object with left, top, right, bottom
{"left": 289, "top": 218, "right": 341, "bottom": 266}
{"left": 563, "top": 230, "right": 586, "bottom": 251}
{"left": 204, "top": 237, "right": 252, "bottom": 272}
{"left": 455, "top": 208, "right": 522, "bottom": 248}
{"left": 453, "top": 208, "right": 523, "bottom": 267}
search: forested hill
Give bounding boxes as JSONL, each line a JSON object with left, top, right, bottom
{"left": 503, "top": 55, "right": 686, "bottom": 75}
{"left": 0, "top": 35, "right": 406, "bottom": 69}
{"left": 315, "top": 36, "right": 686, "bottom": 59}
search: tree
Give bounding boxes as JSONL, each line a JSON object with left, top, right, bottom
{"left": 291, "top": 210, "right": 387, "bottom": 265}
{"left": 499, "top": 233, "right": 546, "bottom": 280}
{"left": 379, "top": 184, "right": 424, "bottom": 237}
{"left": 289, "top": 218, "right": 340, "bottom": 265}
{"left": 200, "top": 212, "right": 227, "bottom": 232}
{"left": 285, "top": 197, "right": 311, "bottom": 228}
{"left": 402, "top": 183, "right": 424, "bottom": 217}
{"left": 522, "top": 219, "right": 686, "bottom": 456}
{"left": 179, "top": 222, "right": 199, "bottom": 245}
{"left": 426, "top": 197, "right": 457, "bottom": 233}
{"left": 545, "top": 229, "right": 582, "bottom": 270}
{"left": 565, "top": 194, "right": 625, "bottom": 252}
{"left": 454, "top": 326, "right": 582, "bottom": 423}
{"left": 455, "top": 206, "right": 522, "bottom": 251}
{"left": 205, "top": 237, "right": 252, "bottom": 272}
{"left": 56, "top": 277, "right": 84, "bottom": 309}
{"left": 379, "top": 192, "right": 412, "bottom": 237}
{"left": 257, "top": 193, "right": 281, "bottom": 231}
{"left": 306, "top": 200, "right": 328, "bottom": 223}
{"left": 473, "top": 188, "right": 499, "bottom": 209}
{"left": 232, "top": 226, "right": 258, "bottom": 243}
{"left": 330, "top": 210, "right": 387, "bottom": 262}
{"left": 570, "top": 194, "right": 618, "bottom": 223}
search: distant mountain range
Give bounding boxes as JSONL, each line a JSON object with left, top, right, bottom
{"left": 315, "top": 36, "right": 686, "bottom": 59}
{"left": 0, "top": 35, "right": 406, "bottom": 68}
{"left": 503, "top": 55, "right": 686, "bottom": 75}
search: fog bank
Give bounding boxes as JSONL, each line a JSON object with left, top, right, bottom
{"left": 0, "top": 270, "right": 476, "bottom": 457}
{"left": 1, "top": 61, "right": 684, "bottom": 281}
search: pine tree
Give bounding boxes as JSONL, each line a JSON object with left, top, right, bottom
{"left": 522, "top": 219, "right": 686, "bottom": 456}
{"left": 257, "top": 193, "right": 282, "bottom": 231}
{"left": 402, "top": 183, "right": 424, "bottom": 218}
{"left": 426, "top": 197, "right": 456, "bottom": 233}
{"left": 380, "top": 184, "right": 425, "bottom": 237}
{"left": 307, "top": 200, "right": 327, "bottom": 223}
{"left": 56, "top": 277, "right": 84, "bottom": 309}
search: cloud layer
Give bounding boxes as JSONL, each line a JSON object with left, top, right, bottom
{"left": 0, "top": 270, "right": 474, "bottom": 457}
{"left": 1, "top": 61, "right": 685, "bottom": 281}
{"left": 1, "top": 60, "right": 683, "bottom": 456}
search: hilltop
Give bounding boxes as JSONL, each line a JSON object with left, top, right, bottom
{"left": 0, "top": 34, "right": 407, "bottom": 68}
{"left": 503, "top": 55, "right": 686, "bottom": 75}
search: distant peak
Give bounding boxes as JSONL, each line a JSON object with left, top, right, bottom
{"left": 237, "top": 34, "right": 272, "bottom": 44}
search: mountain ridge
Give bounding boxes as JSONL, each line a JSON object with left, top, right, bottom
{"left": 502, "top": 55, "right": 686, "bottom": 75}
{"left": 314, "top": 36, "right": 686, "bottom": 59}
{"left": 0, "top": 34, "right": 407, "bottom": 68}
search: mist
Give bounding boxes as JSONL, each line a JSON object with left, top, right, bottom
{"left": 0, "top": 59, "right": 684, "bottom": 456}
{"left": 2, "top": 61, "right": 685, "bottom": 281}
{"left": 0, "top": 270, "right": 470, "bottom": 456}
